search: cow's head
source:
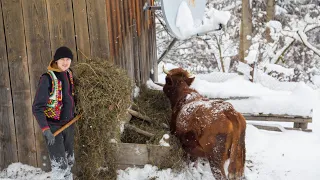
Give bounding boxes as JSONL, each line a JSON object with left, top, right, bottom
{"left": 163, "top": 67, "right": 195, "bottom": 102}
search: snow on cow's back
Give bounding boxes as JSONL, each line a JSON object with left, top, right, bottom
{"left": 177, "top": 98, "right": 235, "bottom": 130}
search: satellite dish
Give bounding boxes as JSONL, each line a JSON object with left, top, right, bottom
{"left": 161, "top": 0, "right": 206, "bottom": 40}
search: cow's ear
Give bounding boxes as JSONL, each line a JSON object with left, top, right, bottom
{"left": 185, "top": 77, "right": 195, "bottom": 86}
{"left": 165, "top": 76, "right": 173, "bottom": 85}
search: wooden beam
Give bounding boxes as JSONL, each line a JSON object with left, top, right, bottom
{"left": 128, "top": 109, "right": 152, "bottom": 123}
{"left": 125, "top": 124, "right": 154, "bottom": 138}
{"left": 243, "top": 113, "right": 312, "bottom": 123}
{"left": 249, "top": 123, "right": 312, "bottom": 132}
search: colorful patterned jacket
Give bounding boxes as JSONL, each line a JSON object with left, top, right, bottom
{"left": 32, "top": 60, "right": 75, "bottom": 132}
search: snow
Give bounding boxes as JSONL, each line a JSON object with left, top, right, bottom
{"left": 175, "top": 2, "right": 230, "bottom": 39}
{"left": 264, "top": 63, "right": 294, "bottom": 76}
{"left": 275, "top": 5, "right": 288, "bottom": 15}
{"left": 158, "top": 65, "right": 316, "bottom": 117}
{"left": 159, "top": 134, "right": 170, "bottom": 147}
{"left": 297, "top": 30, "right": 320, "bottom": 57}
{"left": 0, "top": 163, "right": 50, "bottom": 180}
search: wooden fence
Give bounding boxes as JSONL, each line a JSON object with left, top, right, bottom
{"left": 0, "top": 0, "right": 157, "bottom": 171}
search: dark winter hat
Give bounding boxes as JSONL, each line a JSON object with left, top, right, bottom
{"left": 53, "top": 46, "right": 73, "bottom": 61}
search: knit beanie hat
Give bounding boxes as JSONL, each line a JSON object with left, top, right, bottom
{"left": 54, "top": 46, "right": 73, "bottom": 61}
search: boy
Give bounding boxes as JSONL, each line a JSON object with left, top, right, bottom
{"left": 32, "top": 46, "right": 75, "bottom": 180}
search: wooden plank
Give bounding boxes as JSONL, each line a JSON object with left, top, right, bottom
{"left": 46, "top": 0, "right": 77, "bottom": 61}
{"left": 135, "top": 0, "right": 141, "bottom": 36}
{"left": 116, "top": 143, "right": 171, "bottom": 169}
{"left": 151, "top": 16, "right": 158, "bottom": 82}
{"left": 1, "top": 0, "right": 37, "bottom": 166}
{"left": 105, "top": 0, "right": 114, "bottom": 60}
{"left": 123, "top": 0, "right": 128, "bottom": 37}
{"left": 119, "top": 0, "right": 126, "bottom": 68}
{"left": 126, "top": 32, "right": 134, "bottom": 80}
{"left": 139, "top": 0, "right": 147, "bottom": 83}
{"left": 86, "top": 0, "right": 110, "bottom": 60}
{"left": 285, "top": 127, "right": 312, "bottom": 132}
{"left": 21, "top": 0, "right": 52, "bottom": 171}
{"left": 117, "top": 143, "right": 149, "bottom": 166}
{"left": 72, "top": 0, "right": 91, "bottom": 61}
{"left": 110, "top": 0, "right": 118, "bottom": 63}
{"left": 132, "top": 19, "right": 141, "bottom": 85}
{"left": 148, "top": 144, "right": 172, "bottom": 166}
{"left": 0, "top": 1, "right": 18, "bottom": 170}
{"left": 116, "top": 0, "right": 122, "bottom": 50}
{"left": 250, "top": 124, "right": 283, "bottom": 132}
{"left": 115, "top": 0, "right": 122, "bottom": 67}
{"left": 124, "top": 0, "right": 134, "bottom": 79}
{"left": 243, "top": 113, "right": 312, "bottom": 123}
{"left": 249, "top": 123, "right": 312, "bottom": 132}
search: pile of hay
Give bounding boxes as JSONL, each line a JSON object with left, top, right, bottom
{"left": 73, "top": 59, "right": 133, "bottom": 180}
{"left": 121, "top": 86, "right": 186, "bottom": 170}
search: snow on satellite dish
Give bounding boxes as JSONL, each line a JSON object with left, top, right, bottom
{"left": 160, "top": 0, "right": 231, "bottom": 40}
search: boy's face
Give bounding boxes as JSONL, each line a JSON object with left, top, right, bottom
{"left": 56, "top": 58, "right": 71, "bottom": 71}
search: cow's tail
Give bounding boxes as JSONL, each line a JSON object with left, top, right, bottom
{"left": 227, "top": 111, "right": 246, "bottom": 180}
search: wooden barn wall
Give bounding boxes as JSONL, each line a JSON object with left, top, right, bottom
{"left": 0, "top": 0, "right": 157, "bottom": 170}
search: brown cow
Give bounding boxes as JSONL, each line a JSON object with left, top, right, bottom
{"left": 163, "top": 67, "right": 246, "bottom": 180}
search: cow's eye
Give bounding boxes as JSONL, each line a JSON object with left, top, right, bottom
{"left": 165, "top": 77, "right": 172, "bottom": 85}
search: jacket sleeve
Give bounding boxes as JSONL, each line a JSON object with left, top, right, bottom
{"left": 32, "top": 74, "right": 51, "bottom": 132}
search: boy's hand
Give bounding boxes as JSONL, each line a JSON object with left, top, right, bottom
{"left": 43, "top": 129, "right": 55, "bottom": 145}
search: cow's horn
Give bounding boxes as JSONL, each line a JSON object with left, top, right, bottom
{"left": 163, "top": 65, "right": 170, "bottom": 75}
{"left": 188, "top": 71, "right": 195, "bottom": 78}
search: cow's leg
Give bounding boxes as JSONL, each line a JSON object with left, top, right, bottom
{"left": 208, "top": 156, "right": 227, "bottom": 180}
{"left": 208, "top": 133, "right": 229, "bottom": 180}
{"left": 228, "top": 131, "right": 246, "bottom": 180}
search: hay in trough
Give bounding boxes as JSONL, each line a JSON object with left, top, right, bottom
{"left": 121, "top": 85, "right": 171, "bottom": 144}
{"left": 121, "top": 86, "right": 186, "bottom": 170}
{"left": 73, "top": 59, "right": 133, "bottom": 180}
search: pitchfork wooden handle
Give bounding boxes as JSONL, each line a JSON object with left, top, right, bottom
{"left": 53, "top": 114, "right": 82, "bottom": 137}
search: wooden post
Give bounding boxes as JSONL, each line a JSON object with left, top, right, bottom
{"left": 0, "top": 1, "right": 18, "bottom": 169}
{"left": 21, "top": 0, "right": 52, "bottom": 171}
{"left": 132, "top": 19, "right": 141, "bottom": 85}
{"left": 294, "top": 122, "right": 308, "bottom": 130}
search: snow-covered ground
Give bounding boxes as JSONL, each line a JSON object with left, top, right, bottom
{"left": 1, "top": 63, "right": 320, "bottom": 180}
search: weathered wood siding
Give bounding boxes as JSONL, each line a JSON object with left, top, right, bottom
{"left": 0, "top": 0, "right": 157, "bottom": 170}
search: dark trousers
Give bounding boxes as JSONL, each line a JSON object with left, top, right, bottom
{"left": 47, "top": 124, "right": 75, "bottom": 180}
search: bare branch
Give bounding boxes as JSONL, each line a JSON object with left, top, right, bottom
{"left": 297, "top": 30, "right": 320, "bottom": 57}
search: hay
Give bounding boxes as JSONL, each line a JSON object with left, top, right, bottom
{"left": 73, "top": 59, "right": 133, "bottom": 180}
{"left": 121, "top": 86, "right": 186, "bottom": 170}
